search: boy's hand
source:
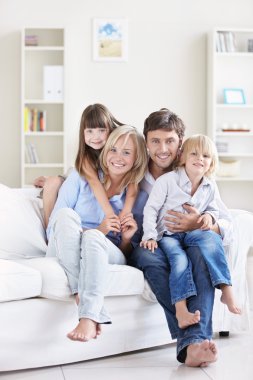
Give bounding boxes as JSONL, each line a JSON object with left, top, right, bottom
{"left": 140, "top": 239, "right": 158, "bottom": 253}
{"left": 198, "top": 213, "right": 213, "bottom": 230}
{"left": 118, "top": 209, "right": 132, "bottom": 222}
{"left": 97, "top": 215, "right": 121, "bottom": 235}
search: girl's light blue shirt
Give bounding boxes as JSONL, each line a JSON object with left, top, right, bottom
{"left": 46, "top": 169, "right": 148, "bottom": 247}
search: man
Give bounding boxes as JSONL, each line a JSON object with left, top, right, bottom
{"left": 128, "top": 108, "right": 230, "bottom": 367}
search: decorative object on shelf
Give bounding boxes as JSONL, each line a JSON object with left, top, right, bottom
{"left": 43, "top": 66, "right": 64, "bottom": 101}
{"left": 220, "top": 122, "right": 250, "bottom": 132}
{"left": 248, "top": 39, "right": 253, "bottom": 52}
{"left": 217, "top": 159, "right": 241, "bottom": 177}
{"left": 223, "top": 88, "right": 245, "bottom": 105}
{"left": 93, "top": 18, "right": 128, "bottom": 62}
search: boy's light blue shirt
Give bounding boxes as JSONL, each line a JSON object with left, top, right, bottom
{"left": 47, "top": 169, "right": 148, "bottom": 248}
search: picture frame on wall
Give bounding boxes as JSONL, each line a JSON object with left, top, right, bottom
{"left": 223, "top": 88, "right": 246, "bottom": 105}
{"left": 93, "top": 18, "right": 128, "bottom": 62}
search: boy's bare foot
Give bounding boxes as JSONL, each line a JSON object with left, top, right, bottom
{"left": 176, "top": 309, "right": 201, "bottom": 329}
{"left": 96, "top": 324, "right": 102, "bottom": 336}
{"left": 75, "top": 294, "right": 79, "bottom": 305}
{"left": 185, "top": 339, "right": 218, "bottom": 367}
{"left": 67, "top": 318, "right": 98, "bottom": 342}
{"left": 220, "top": 285, "right": 241, "bottom": 314}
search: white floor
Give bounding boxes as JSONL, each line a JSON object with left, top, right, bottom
{"left": 1, "top": 315, "right": 253, "bottom": 380}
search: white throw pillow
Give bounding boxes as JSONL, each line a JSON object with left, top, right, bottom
{"left": 0, "top": 184, "right": 47, "bottom": 259}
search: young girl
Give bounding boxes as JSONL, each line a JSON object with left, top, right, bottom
{"left": 35, "top": 104, "right": 138, "bottom": 227}
{"left": 46, "top": 125, "right": 148, "bottom": 342}
{"left": 141, "top": 134, "right": 241, "bottom": 329}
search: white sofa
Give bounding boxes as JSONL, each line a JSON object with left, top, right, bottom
{"left": 0, "top": 184, "right": 253, "bottom": 372}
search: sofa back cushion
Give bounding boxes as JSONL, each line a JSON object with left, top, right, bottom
{"left": 0, "top": 184, "right": 47, "bottom": 259}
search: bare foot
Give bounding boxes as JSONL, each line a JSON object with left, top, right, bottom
{"left": 185, "top": 339, "right": 218, "bottom": 367}
{"left": 67, "top": 318, "right": 98, "bottom": 342}
{"left": 176, "top": 310, "right": 201, "bottom": 329}
{"left": 220, "top": 285, "right": 241, "bottom": 314}
{"left": 96, "top": 324, "right": 102, "bottom": 336}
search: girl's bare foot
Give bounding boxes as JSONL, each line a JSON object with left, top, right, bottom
{"left": 176, "top": 309, "right": 201, "bottom": 329}
{"left": 220, "top": 285, "right": 241, "bottom": 314}
{"left": 67, "top": 318, "right": 98, "bottom": 342}
{"left": 185, "top": 340, "right": 218, "bottom": 367}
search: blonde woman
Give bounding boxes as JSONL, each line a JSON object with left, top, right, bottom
{"left": 141, "top": 134, "right": 241, "bottom": 330}
{"left": 46, "top": 125, "right": 148, "bottom": 342}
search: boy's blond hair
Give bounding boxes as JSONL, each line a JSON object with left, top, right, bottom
{"left": 178, "top": 134, "right": 218, "bottom": 177}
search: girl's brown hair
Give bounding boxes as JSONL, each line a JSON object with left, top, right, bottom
{"left": 75, "top": 104, "right": 124, "bottom": 176}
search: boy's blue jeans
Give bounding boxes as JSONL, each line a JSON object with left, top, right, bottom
{"left": 128, "top": 232, "right": 225, "bottom": 362}
{"left": 158, "top": 229, "right": 232, "bottom": 305}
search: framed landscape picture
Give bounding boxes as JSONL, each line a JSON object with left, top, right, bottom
{"left": 93, "top": 18, "right": 128, "bottom": 62}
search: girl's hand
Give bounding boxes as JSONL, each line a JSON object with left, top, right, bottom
{"left": 120, "top": 213, "right": 137, "bottom": 242}
{"left": 140, "top": 239, "right": 158, "bottom": 253}
{"left": 97, "top": 215, "right": 121, "bottom": 235}
{"left": 198, "top": 213, "right": 213, "bottom": 230}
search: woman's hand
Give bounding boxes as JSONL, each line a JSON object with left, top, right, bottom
{"left": 120, "top": 213, "right": 137, "bottom": 242}
{"left": 140, "top": 239, "right": 158, "bottom": 253}
{"left": 97, "top": 215, "right": 121, "bottom": 235}
{"left": 163, "top": 204, "right": 201, "bottom": 233}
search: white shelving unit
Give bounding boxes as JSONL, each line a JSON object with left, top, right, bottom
{"left": 21, "top": 28, "right": 66, "bottom": 187}
{"left": 207, "top": 28, "right": 253, "bottom": 211}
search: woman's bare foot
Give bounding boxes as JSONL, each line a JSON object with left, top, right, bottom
{"left": 176, "top": 309, "right": 201, "bottom": 329}
{"left": 67, "top": 318, "right": 98, "bottom": 342}
{"left": 185, "top": 340, "right": 218, "bottom": 367}
{"left": 220, "top": 285, "right": 241, "bottom": 314}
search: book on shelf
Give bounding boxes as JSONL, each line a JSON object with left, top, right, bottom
{"left": 25, "top": 35, "right": 38, "bottom": 46}
{"left": 24, "top": 108, "right": 46, "bottom": 132}
{"left": 216, "top": 31, "right": 236, "bottom": 53}
{"left": 25, "top": 143, "right": 39, "bottom": 164}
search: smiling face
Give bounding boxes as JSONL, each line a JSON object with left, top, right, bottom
{"left": 106, "top": 134, "right": 136, "bottom": 177}
{"left": 185, "top": 150, "right": 212, "bottom": 179}
{"left": 146, "top": 129, "right": 181, "bottom": 178}
{"left": 84, "top": 127, "right": 109, "bottom": 150}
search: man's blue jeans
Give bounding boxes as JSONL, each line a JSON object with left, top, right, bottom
{"left": 128, "top": 241, "right": 216, "bottom": 362}
{"left": 158, "top": 229, "right": 232, "bottom": 305}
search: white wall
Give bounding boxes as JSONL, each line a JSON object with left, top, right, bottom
{"left": 1, "top": 0, "right": 253, "bottom": 187}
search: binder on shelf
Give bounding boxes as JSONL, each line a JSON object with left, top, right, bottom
{"left": 25, "top": 143, "right": 39, "bottom": 163}
{"left": 43, "top": 65, "right": 64, "bottom": 101}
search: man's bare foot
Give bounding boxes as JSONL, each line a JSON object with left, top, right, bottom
{"left": 185, "top": 340, "right": 218, "bottom": 367}
{"left": 176, "top": 310, "right": 201, "bottom": 329}
{"left": 67, "top": 318, "right": 98, "bottom": 342}
{"left": 220, "top": 285, "right": 241, "bottom": 314}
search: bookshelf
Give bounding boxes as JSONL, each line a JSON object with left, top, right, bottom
{"left": 207, "top": 28, "right": 253, "bottom": 211}
{"left": 21, "top": 28, "right": 66, "bottom": 187}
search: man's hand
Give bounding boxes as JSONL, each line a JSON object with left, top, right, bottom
{"left": 163, "top": 204, "right": 201, "bottom": 233}
{"left": 120, "top": 213, "right": 137, "bottom": 242}
{"left": 140, "top": 239, "right": 158, "bottom": 253}
{"left": 198, "top": 213, "right": 213, "bottom": 230}
{"left": 97, "top": 215, "right": 121, "bottom": 235}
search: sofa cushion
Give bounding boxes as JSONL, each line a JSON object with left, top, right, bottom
{"left": 0, "top": 259, "right": 42, "bottom": 302}
{"left": 18, "top": 257, "right": 145, "bottom": 300}
{"left": 0, "top": 184, "right": 47, "bottom": 259}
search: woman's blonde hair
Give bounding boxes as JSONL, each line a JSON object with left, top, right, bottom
{"left": 178, "top": 134, "right": 218, "bottom": 177}
{"left": 100, "top": 125, "right": 148, "bottom": 191}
